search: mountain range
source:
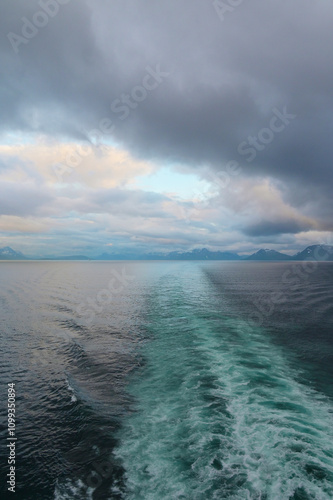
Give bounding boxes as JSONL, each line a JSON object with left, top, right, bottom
{"left": 0, "top": 246, "right": 27, "bottom": 260}
{"left": 1, "top": 245, "right": 333, "bottom": 261}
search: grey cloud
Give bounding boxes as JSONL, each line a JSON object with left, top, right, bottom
{"left": 0, "top": 181, "right": 53, "bottom": 216}
{"left": 243, "top": 218, "right": 316, "bottom": 238}
{"left": 1, "top": 0, "right": 333, "bottom": 240}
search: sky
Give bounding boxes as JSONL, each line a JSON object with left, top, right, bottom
{"left": 1, "top": 0, "right": 332, "bottom": 257}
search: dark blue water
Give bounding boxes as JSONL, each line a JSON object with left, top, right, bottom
{"left": 1, "top": 261, "right": 333, "bottom": 499}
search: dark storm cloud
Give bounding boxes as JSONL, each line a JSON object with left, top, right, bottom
{"left": 1, "top": 0, "right": 333, "bottom": 237}
{"left": 243, "top": 219, "right": 315, "bottom": 238}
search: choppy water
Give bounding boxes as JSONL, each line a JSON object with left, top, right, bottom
{"left": 1, "top": 261, "right": 333, "bottom": 499}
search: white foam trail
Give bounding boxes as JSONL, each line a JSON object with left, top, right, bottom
{"left": 54, "top": 478, "right": 94, "bottom": 500}
{"left": 115, "top": 271, "right": 333, "bottom": 499}
{"left": 65, "top": 376, "right": 77, "bottom": 403}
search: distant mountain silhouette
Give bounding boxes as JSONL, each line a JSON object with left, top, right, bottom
{"left": 292, "top": 245, "right": 333, "bottom": 261}
{"left": 166, "top": 248, "right": 241, "bottom": 260}
{"left": 41, "top": 255, "right": 91, "bottom": 260}
{"left": 79, "top": 244, "right": 333, "bottom": 261}
{"left": 2, "top": 244, "right": 333, "bottom": 261}
{"left": 246, "top": 249, "right": 291, "bottom": 261}
{"left": 0, "top": 246, "right": 26, "bottom": 260}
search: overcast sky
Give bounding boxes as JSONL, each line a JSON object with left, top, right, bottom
{"left": 1, "top": 0, "right": 332, "bottom": 256}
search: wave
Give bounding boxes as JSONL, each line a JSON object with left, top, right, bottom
{"left": 115, "top": 270, "right": 333, "bottom": 499}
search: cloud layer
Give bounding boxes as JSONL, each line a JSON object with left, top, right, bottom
{"left": 1, "top": 0, "right": 332, "bottom": 254}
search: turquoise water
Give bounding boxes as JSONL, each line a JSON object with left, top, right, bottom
{"left": 115, "top": 266, "right": 333, "bottom": 499}
{"left": 1, "top": 262, "right": 333, "bottom": 499}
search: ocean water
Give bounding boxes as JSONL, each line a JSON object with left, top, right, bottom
{"left": 1, "top": 261, "right": 333, "bottom": 499}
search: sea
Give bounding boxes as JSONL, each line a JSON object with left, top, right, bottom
{"left": 0, "top": 261, "right": 333, "bottom": 500}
